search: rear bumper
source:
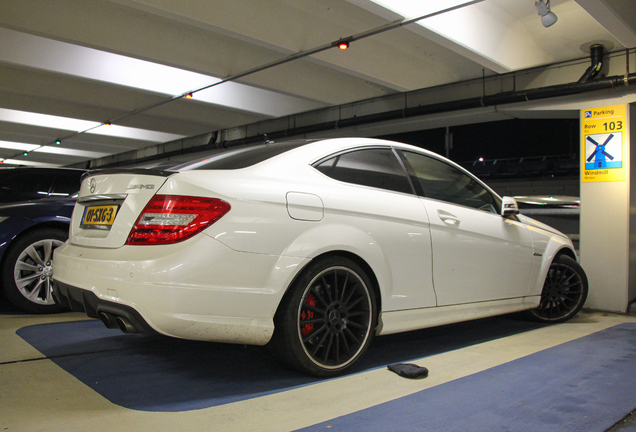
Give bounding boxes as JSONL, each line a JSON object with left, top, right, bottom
{"left": 53, "top": 281, "right": 156, "bottom": 334}
{"left": 52, "top": 233, "right": 308, "bottom": 345}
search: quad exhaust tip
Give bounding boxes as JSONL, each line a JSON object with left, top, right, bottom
{"left": 98, "top": 311, "right": 140, "bottom": 333}
{"left": 115, "top": 316, "right": 139, "bottom": 333}
{"left": 98, "top": 311, "right": 118, "bottom": 329}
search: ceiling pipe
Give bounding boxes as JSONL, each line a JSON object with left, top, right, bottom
{"left": 220, "top": 72, "right": 636, "bottom": 148}
{"left": 577, "top": 44, "right": 605, "bottom": 84}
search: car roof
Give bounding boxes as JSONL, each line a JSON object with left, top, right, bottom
{"left": 170, "top": 138, "right": 443, "bottom": 171}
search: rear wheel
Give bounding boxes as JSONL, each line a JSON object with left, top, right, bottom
{"left": 525, "top": 255, "right": 588, "bottom": 323}
{"left": 269, "top": 256, "right": 377, "bottom": 377}
{"left": 1, "top": 227, "right": 67, "bottom": 314}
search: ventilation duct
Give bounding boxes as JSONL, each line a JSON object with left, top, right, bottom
{"left": 578, "top": 44, "right": 605, "bottom": 84}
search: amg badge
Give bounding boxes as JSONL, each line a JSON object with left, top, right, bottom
{"left": 126, "top": 184, "right": 155, "bottom": 190}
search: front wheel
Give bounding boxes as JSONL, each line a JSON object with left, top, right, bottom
{"left": 269, "top": 256, "right": 377, "bottom": 377}
{"left": 525, "top": 255, "right": 588, "bottom": 323}
{"left": 1, "top": 227, "right": 68, "bottom": 314}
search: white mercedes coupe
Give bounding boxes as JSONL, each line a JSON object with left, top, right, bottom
{"left": 52, "top": 138, "right": 587, "bottom": 376}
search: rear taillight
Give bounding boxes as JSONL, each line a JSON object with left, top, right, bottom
{"left": 126, "top": 195, "right": 230, "bottom": 245}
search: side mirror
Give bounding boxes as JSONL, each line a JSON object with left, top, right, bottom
{"left": 501, "top": 196, "right": 519, "bottom": 217}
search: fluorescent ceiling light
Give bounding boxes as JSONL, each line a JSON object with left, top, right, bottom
{"left": 0, "top": 159, "right": 60, "bottom": 167}
{"left": 0, "top": 139, "right": 108, "bottom": 159}
{"left": 367, "top": 0, "right": 551, "bottom": 71}
{"left": 0, "top": 140, "right": 40, "bottom": 151}
{"left": 0, "top": 28, "right": 218, "bottom": 95}
{"left": 0, "top": 108, "right": 99, "bottom": 132}
{"left": 368, "top": 0, "right": 476, "bottom": 19}
{"left": 0, "top": 108, "right": 185, "bottom": 142}
{"left": 0, "top": 28, "right": 325, "bottom": 117}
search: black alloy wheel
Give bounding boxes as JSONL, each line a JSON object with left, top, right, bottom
{"left": 525, "top": 254, "right": 588, "bottom": 323}
{"left": 270, "top": 256, "right": 377, "bottom": 376}
{"left": 1, "top": 227, "right": 68, "bottom": 314}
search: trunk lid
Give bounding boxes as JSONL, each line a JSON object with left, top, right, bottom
{"left": 69, "top": 169, "right": 173, "bottom": 248}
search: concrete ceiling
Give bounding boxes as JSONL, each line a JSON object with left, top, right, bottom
{"left": 0, "top": 0, "right": 635, "bottom": 167}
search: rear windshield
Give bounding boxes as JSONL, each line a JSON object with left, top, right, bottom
{"left": 172, "top": 141, "right": 308, "bottom": 171}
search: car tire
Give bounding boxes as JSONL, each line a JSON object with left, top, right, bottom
{"left": 524, "top": 254, "right": 588, "bottom": 323}
{"left": 269, "top": 256, "right": 377, "bottom": 377}
{"left": 1, "top": 227, "right": 68, "bottom": 314}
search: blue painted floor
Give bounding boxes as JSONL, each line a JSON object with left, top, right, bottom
{"left": 16, "top": 315, "right": 546, "bottom": 412}
{"left": 296, "top": 323, "right": 636, "bottom": 432}
{"left": 9, "top": 312, "right": 636, "bottom": 431}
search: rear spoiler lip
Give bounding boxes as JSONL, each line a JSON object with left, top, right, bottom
{"left": 81, "top": 168, "right": 177, "bottom": 182}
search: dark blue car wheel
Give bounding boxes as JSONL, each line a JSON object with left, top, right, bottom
{"left": 1, "top": 227, "right": 67, "bottom": 314}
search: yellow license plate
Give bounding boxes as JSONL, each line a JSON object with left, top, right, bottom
{"left": 81, "top": 205, "right": 118, "bottom": 228}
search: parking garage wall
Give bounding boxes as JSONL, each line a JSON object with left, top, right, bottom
{"left": 488, "top": 176, "right": 580, "bottom": 251}
{"left": 486, "top": 176, "right": 579, "bottom": 198}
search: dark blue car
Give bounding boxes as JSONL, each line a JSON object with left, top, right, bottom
{"left": 0, "top": 198, "right": 76, "bottom": 313}
{"left": 0, "top": 167, "right": 85, "bottom": 204}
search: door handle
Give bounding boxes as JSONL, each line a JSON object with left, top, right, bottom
{"left": 438, "top": 210, "right": 460, "bottom": 226}
{"left": 440, "top": 216, "right": 460, "bottom": 225}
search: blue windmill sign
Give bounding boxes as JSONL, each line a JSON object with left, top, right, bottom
{"left": 585, "top": 132, "right": 622, "bottom": 170}
{"left": 581, "top": 105, "right": 627, "bottom": 183}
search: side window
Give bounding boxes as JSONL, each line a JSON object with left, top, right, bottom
{"left": 402, "top": 151, "right": 500, "bottom": 213}
{"left": 0, "top": 172, "right": 54, "bottom": 203}
{"left": 314, "top": 148, "right": 412, "bottom": 194}
{"left": 51, "top": 172, "right": 83, "bottom": 197}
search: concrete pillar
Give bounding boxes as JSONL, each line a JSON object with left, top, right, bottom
{"left": 580, "top": 104, "right": 633, "bottom": 313}
{"left": 630, "top": 104, "right": 636, "bottom": 313}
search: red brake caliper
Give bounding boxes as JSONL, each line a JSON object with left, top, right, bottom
{"left": 301, "top": 294, "right": 316, "bottom": 336}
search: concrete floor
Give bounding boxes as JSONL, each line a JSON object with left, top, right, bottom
{"left": 2, "top": 305, "right": 636, "bottom": 432}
